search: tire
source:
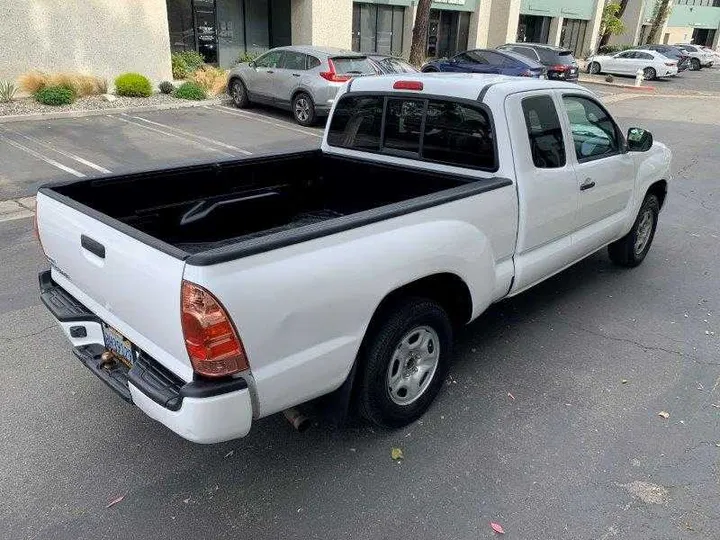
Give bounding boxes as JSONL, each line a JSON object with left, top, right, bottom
{"left": 589, "top": 62, "right": 601, "bottom": 75}
{"left": 358, "top": 298, "right": 453, "bottom": 429}
{"left": 643, "top": 67, "right": 656, "bottom": 81}
{"left": 690, "top": 58, "right": 701, "bottom": 71}
{"left": 292, "top": 92, "right": 316, "bottom": 126}
{"left": 608, "top": 194, "right": 660, "bottom": 268}
{"left": 230, "top": 78, "right": 249, "bottom": 108}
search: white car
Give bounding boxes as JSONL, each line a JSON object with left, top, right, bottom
{"left": 587, "top": 49, "right": 678, "bottom": 80}
{"left": 674, "top": 44, "right": 715, "bottom": 70}
{"left": 36, "top": 74, "right": 671, "bottom": 443}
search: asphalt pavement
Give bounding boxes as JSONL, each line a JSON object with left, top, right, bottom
{"left": 1, "top": 91, "right": 719, "bottom": 540}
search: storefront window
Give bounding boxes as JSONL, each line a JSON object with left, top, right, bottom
{"left": 217, "top": 0, "right": 245, "bottom": 67}
{"left": 167, "top": 0, "right": 195, "bottom": 52}
{"left": 245, "top": 0, "right": 269, "bottom": 53}
{"left": 426, "top": 9, "right": 470, "bottom": 58}
{"left": 352, "top": 3, "right": 405, "bottom": 56}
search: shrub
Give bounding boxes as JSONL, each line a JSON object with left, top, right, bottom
{"left": 97, "top": 78, "right": 109, "bottom": 94}
{"left": 114, "top": 72, "right": 152, "bottom": 97}
{"left": 173, "top": 81, "right": 207, "bottom": 101}
{"left": 159, "top": 81, "right": 175, "bottom": 94}
{"left": 35, "top": 85, "right": 75, "bottom": 106}
{"left": 171, "top": 51, "right": 205, "bottom": 78}
{"left": 18, "top": 71, "right": 105, "bottom": 96}
{"left": 0, "top": 81, "right": 17, "bottom": 103}
{"left": 19, "top": 71, "right": 49, "bottom": 94}
{"left": 189, "top": 65, "right": 228, "bottom": 95}
{"left": 171, "top": 54, "right": 188, "bottom": 79}
{"left": 238, "top": 51, "right": 259, "bottom": 64}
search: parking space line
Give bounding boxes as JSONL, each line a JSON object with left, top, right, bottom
{"left": 210, "top": 106, "right": 323, "bottom": 138}
{"left": 122, "top": 114, "right": 252, "bottom": 155}
{"left": 0, "top": 126, "right": 112, "bottom": 174}
{"left": 110, "top": 115, "right": 235, "bottom": 158}
{"left": 0, "top": 135, "right": 86, "bottom": 178}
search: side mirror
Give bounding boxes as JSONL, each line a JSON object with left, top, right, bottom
{"left": 627, "top": 127, "right": 653, "bottom": 152}
{"left": 248, "top": 61, "right": 256, "bottom": 69}
{"left": 449, "top": 57, "right": 458, "bottom": 64}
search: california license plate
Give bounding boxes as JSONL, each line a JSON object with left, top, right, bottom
{"left": 102, "top": 324, "right": 135, "bottom": 367}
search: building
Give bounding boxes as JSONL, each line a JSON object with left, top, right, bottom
{"left": 0, "top": 0, "right": 609, "bottom": 87}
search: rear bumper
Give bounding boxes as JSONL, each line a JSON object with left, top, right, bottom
{"left": 40, "top": 270, "right": 254, "bottom": 443}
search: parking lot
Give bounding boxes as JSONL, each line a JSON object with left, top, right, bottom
{"left": 1, "top": 86, "right": 719, "bottom": 540}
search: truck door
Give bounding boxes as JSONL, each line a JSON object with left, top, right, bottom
{"left": 505, "top": 91, "right": 580, "bottom": 293}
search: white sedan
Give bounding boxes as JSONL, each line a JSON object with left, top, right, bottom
{"left": 587, "top": 49, "right": 678, "bottom": 80}
{"left": 674, "top": 43, "right": 715, "bottom": 69}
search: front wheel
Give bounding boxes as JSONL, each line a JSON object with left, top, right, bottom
{"left": 358, "top": 298, "right": 452, "bottom": 429}
{"left": 643, "top": 67, "right": 656, "bottom": 81}
{"left": 690, "top": 58, "right": 701, "bottom": 71}
{"left": 588, "top": 62, "right": 601, "bottom": 75}
{"left": 292, "top": 92, "right": 316, "bottom": 126}
{"left": 230, "top": 78, "right": 249, "bottom": 108}
{"left": 608, "top": 194, "right": 660, "bottom": 267}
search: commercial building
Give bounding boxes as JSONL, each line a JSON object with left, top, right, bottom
{"left": 1, "top": 0, "right": 609, "bottom": 87}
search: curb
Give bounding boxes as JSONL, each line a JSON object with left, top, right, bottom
{"left": 0, "top": 98, "right": 226, "bottom": 124}
{"left": 579, "top": 78, "right": 656, "bottom": 92}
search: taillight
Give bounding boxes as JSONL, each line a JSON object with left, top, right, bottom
{"left": 181, "top": 280, "right": 249, "bottom": 378}
{"left": 520, "top": 69, "right": 536, "bottom": 77}
{"left": 393, "top": 80, "right": 423, "bottom": 91}
{"left": 550, "top": 64, "right": 570, "bottom": 71}
{"left": 320, "top": 58, "right": 352, "bottom": 82}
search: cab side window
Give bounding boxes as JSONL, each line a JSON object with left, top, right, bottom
{"left": 255, "top": 51, "right": 282, "bottom": 68}
{"left": 562, "top": 96, "right": 620, "bottom": 162}
{"left": 521, "top": 95, "right": 566, "bottom": 168}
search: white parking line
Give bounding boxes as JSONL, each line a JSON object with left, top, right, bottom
{"left": 123, "top": 114, "right": 252, "bottom": 155}
{"left": 0, "top": 135, "right": 86, "bottom": 178}
{"left": 110, "top": 115, "right": 235, "bottom": 158}
{"left": 210, "top": 105, "right": 323, "bottom": 138}
{"left": 0, "top": 126, "right": 112, "bottom": 174}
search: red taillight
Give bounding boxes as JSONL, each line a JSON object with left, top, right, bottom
{"left": 320, "top": 58, "right": 352, "bottom": 82}
{"left": 520, "top": 69, "right": 535, "bottom": 77}
{"left": 550, "top": 64, "right": 570, "bottom": 71}
{"left": 393, "top": 80, "right": 424, "bottom": 91}
{"left": 181, "top": 280, "right": 249, "bottom": 378}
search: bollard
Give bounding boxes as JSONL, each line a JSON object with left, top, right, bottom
{"left": 635, "top": 68, "right": 644, "bottom": 87}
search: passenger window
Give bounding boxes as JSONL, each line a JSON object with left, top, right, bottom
{"left": 307, "top": 55, "right": 321, "bottom": 69}
{"left": 281, "top": 52, "right": 308, "bottom": 70}
{"left": 521, "top": 95, "right": 566, "bottom": 168}
{"left": 254, "top": 51, "right": 282, "bottom": 68}
{"left": 383, "top": 98, "right": 425, "bottom": 155}
{"left": 326, "top": 96, "right": 383, "bottom": 151}
{"left": 562, "top": 96, "right": 620, "bottom": 161}
{"left": 422, "top": 100, "right": 495, "bottom": 170}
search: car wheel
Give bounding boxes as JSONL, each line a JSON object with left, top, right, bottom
{"left": 292, "top": 92, "right": 316, "bottom": 126}
{"left": 589, "top": 62, "right": 601, "bottom": 75}
{"left": 608, "top": 194, "right": 660, "bottom": 268}
{"left": 643, "top": 67, "right": 656, "bottom": 81}
{"left": 358, "top": 297, "right": 452, "bottom": 429}
{"left": 230, "top": 78, "right": 249, "bottom": 108}
{"left": 690, "top": 58, "right": 701, "bottom": 71}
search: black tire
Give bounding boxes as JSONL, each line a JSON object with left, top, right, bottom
{"left": 643, "top": 67, "right": 656, "bottom": 81}
{"left": 292, "top": 92, "right": 316, "bottom": 126}
{"left": 589, "top": 62, "right": 601, "bottom": 75}
{"left": 608, "top": 194, "right": 660, "bottom": 268}
{"left": 358, "top": 298, "right": 452, "bottom": 429}
{"left": 690, "top": 58, "right": 701, "bottom": 71}
{"left": 230, "top": 78, "right": 249, "bottom": 108}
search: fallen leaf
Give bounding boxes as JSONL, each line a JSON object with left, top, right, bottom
{"left": 507, "top": 392, "right": 515, "bottom": 400}
{"left": 658, "top": 411, "right": 670, "bottom": 419}
{"left": 224, "top": 450, "right": 234, "bottom": 458}
{"left": 391, "top": 447, "right": 404, "bottom": 460}
{"left": 622, "top": 379, "right": 629, "bottom": 384}
{"left": 183, "top": 497, "right": 191, "bottom": 504}
{"left": 490, "top": 522, "right": 505, "bottom": 534}
{"left": 697, "top": 383, "right": 704, "bottom": 391}
{"left": 106, "top": 495, "right": 124, "bottom": 508}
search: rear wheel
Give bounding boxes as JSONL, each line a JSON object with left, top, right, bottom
{"left": 608, "top": 194, "right": 660, "bottom": 267}
{"left": 643, "top": 67, "right": 656, "bottom": 81}
{"left": 292, "top": 92, "right": 316, "bottom": 126}
{"left": 690, "top": 58, "right": 701, "bottom": 71}
{"left": 230, "top": 78, "right": 249, "bottom": 108}
{"left": 358, "top": 298, "right": 452, "bottom": 429}
{"left": 589, "top": 62, "right": 601, "bottom": 74}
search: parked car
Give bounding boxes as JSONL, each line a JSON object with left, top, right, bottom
{"left": 421, "top": 49, "right": 546, "bottom": 78}
{"left": 367, "top": 54, "right": 418, "bottom": 74}
{"left": 586, "top": 49, "right": 678, "bottom": 80}
{"left": 227, "top": 46, "right": 375, "bottom": 126}
{"left": 673, "top": 43, "right": 715, "bottom": 70}
{"left": 636, "top": 44, "right": 690, "bottom": 72}
{"left": 498, "top": 43, "right": 579, "bottom": 82}
{"left": 37, "top": 74, "right": 670, "bottom": 443}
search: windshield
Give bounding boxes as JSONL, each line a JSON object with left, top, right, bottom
{"left": 331, "top": 57, "right": 375, "bottom": 75}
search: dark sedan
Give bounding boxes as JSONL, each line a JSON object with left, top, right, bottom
{"left": 367, "top": 55, "right": 418, "bottom": 74}
{"left": 636, "top": 44, "right": 690, "bottom": 72}
{"left": 421, "top": 49, "right": 546, "bottom": 78}
{"left": 498, "top": 43, "right": 579, "bottom": 82}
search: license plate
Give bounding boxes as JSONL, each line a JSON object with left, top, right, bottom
{"left": 102, "top": 324, "right": 135, "bottom": 367}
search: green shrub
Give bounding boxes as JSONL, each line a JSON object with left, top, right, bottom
{"left": 0, "top": 81, "right": 17, "bottom": 103}
{"left": 114, "top": 72, "right": 152, "bottom": 97}
{"left": 171, "top": 51, "right": 205, "bottom": 78}
{"left": 171, "top": 54, "right": 188, "bottom": 79}
{"left": 238, "top": 51, "right": 259, "bottom": 64}
{"left": 35, "top": 85, "right": 75, "bottom": 106}
{"left": 173, "top": 81, "right": 207, "bottom": 101}
{"left": 159, "top": 81, "right": 175, "bottom": 94}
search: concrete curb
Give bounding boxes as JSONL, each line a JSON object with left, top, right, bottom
{"left": 0, "top": 98, "right": 225, "bottom": 124}
{"left": 579, "top": 77, "right": 656, "bottom": 92}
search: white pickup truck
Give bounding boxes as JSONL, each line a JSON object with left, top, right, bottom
{"left": 36, "top": 74, "right": 671, "bottom": 443}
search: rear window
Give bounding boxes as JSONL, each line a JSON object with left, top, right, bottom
{"left": 331, "top": 57, "right": 374, "bottom": 75}
{"left": 538, "top": 48, "right": 575, "bottom": 65}
{"left": 327, "top": 95, "right": 496, "bottom": 170}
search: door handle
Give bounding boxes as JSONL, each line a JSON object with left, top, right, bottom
{"left": 580, "top": 178, "right": 596, "bottom": 191}
{"left": 266, "top": 70, "right": 274, "bottom": 74}
{"left": 81, "top": 234, "right": 105, "bottom": 259}
{"left": 292, "top": 73, "right": 301, "bottom": 77}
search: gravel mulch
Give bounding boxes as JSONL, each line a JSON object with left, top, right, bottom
{"left": 0, "top": 93, "right": 226, "bottom": 117}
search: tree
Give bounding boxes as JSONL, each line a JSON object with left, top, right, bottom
{"left": 409, "top": 0, "right": 432, "bottom": 67}
{"left": 599, "top": 0, "right": 629, "bottom": 48}
{"left": 646, "top": 0, "right": 673, "bottom": 44}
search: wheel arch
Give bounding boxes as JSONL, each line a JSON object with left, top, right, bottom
{"left": 291, "top": 87, "right": 314, "bottom": 105}
{"left": 647, "top": 179, "right": 668, "bottom": 209}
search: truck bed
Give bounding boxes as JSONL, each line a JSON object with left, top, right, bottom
{"left": 42, "top": 150, "right": 491, "bottom": 263}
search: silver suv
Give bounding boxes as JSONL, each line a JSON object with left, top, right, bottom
{"left": 228, "top": 46, "right": 375, "bottom": 126}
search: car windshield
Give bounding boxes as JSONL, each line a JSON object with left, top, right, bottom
{"left": 331, "top": 57, "right": 375, "bottom": 75}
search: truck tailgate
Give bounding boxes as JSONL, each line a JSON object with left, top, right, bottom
{"left": 37, "top": 192, "right": 193, "bottom": 381}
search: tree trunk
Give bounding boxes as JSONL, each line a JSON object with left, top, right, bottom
{"left": 409, "top": 0, "right": 433, "bottom": 67}
{"left": 599, "top": 0, "right": 629, "bottom": 48}
{"left": 646, "top": 0, "right": 672, "bottom": 44}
